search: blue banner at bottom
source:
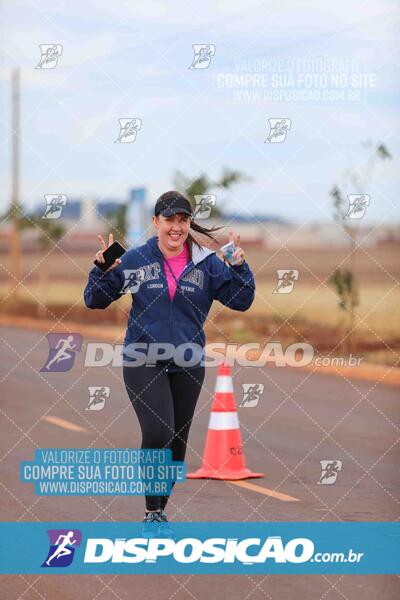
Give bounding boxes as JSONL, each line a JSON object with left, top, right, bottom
{"left": 0, "top": 522, "right": 398, "bottom": 574}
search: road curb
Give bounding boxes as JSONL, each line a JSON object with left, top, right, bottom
{"left": 1, "top": 313, "right": 399, "bottom": 386}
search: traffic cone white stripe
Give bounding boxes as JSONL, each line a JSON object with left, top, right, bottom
{"left": 215, "top": 376, "right": 234, "bottom": 393}
{"left": 188, "top": 362, "right": 264, "bottom": 479}
{"left": 208, "top": 412, "right": 239, "bottom": 430}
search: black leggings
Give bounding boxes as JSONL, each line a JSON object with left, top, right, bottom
{"left": 123, "top": 362, "right": 205, "bottom": 511}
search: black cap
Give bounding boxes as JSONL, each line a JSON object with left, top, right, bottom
{"left": 154, "top": 195, "right": 192, "bottom": 217}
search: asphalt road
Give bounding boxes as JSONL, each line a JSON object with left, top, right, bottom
{"left": 1, "top": 325, "right": 399, "bottom": 599}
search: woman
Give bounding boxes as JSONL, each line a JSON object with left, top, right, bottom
{"left": 84, "top": 191, "right": 255, "bottom": 536}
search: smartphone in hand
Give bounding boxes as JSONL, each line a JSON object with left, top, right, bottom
{"left": 94, "top": 241, "right": 126, "bottom": 272}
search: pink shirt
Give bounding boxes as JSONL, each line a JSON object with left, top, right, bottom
{"left": 163, "top": 242, "right": 189, "bottom": 300}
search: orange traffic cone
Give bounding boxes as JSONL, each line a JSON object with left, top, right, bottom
{"left": 187, "top": 362, "right": 264, "bottom": 480}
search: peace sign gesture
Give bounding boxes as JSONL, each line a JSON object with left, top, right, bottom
{"left": 94, "top": 233, "right": 122, "bottom": 272}
{"left": 222, "top": 231, "right": 245, "bottom": 266}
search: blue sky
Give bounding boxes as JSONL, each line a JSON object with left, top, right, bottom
{"left": 1, "top": 0, "right": 399, "bottom": 224}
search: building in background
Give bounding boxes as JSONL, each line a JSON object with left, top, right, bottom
{"left": 0, "top": 188, "right": 399, "bottom": 254}
{"left": 126, "top": 187, "right": 147, "bottom": 247}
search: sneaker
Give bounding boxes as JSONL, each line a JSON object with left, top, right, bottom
{"left": 158, "top": 509, "right": 176, "bottom": 540}
{"left": 141, "top": 511, "right": 162, "bottom": 538}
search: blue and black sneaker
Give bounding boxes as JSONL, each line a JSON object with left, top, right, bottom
{"left": 158, "top": 509, "right": 177, "bottom": 540}
{"left": 141, "top": 511, "right": 162, "bottom": 538}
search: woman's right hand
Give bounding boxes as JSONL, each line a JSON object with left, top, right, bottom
{"left": 95, "top": 233, "right": 122, "bottom": 272}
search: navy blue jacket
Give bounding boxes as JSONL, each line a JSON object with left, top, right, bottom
{"left": 84, "top": 235, "right": 255, "bottom": 371}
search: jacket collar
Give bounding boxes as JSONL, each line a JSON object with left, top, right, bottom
{"left": 191, "top": 242, "right": 215, "bottom": 265}
{"left": 147, "top": 236, "right": 215, "bottom": 266}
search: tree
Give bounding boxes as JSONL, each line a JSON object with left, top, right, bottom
{"left": 173, "top": 167, "right": 251, "bottom": 216}
{"left": 329, "top": 142, "right": 392, "bottom": 353}
{"left": 107, "top": 204, "right": 128, "bottom": 242}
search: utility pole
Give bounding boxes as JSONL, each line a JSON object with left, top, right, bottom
{"left": 10, "top": 67, "right": 21, "bottom": 288}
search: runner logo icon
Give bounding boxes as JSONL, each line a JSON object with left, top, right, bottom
{"left": 344, "top": 194, "right": 370, "bottom": 220}
{"left": 318, "top": 460, "right": 343, "bottom": 485}
{"left": 40, "top": 333, "right": 82, "bottom": 372}
{"left": 239, "top": 383, "right": 264, "bottom": 408}
{"left": 189, "top": 44, "right": 216, "bottom": 69}
{"left": 114, "top": 118, "right": 142, "bottom": 143}
{"left": 42, "top": 194, "right": 67, "bottom": 219}
{"left": 41, "top": 529, "right": 82, "bottom": 567}
{"left": 36, "top": 44, "right": 63, "bottom": 69}
{"left": 273, "top": 270, "right": 299, "bottom": 294}
{"left": 265, "top": 119, "right": 291, "bottom": 143}
{"left": 86, "top": 386, "right": 110, "bottom": 410}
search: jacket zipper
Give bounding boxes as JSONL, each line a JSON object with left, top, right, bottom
{"left": 154, "top": 244, "right": 195, "bottom": 344}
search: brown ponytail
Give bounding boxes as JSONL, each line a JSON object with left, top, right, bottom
{"left": 186, "top": 220, "right": 224, "bottom": 261}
